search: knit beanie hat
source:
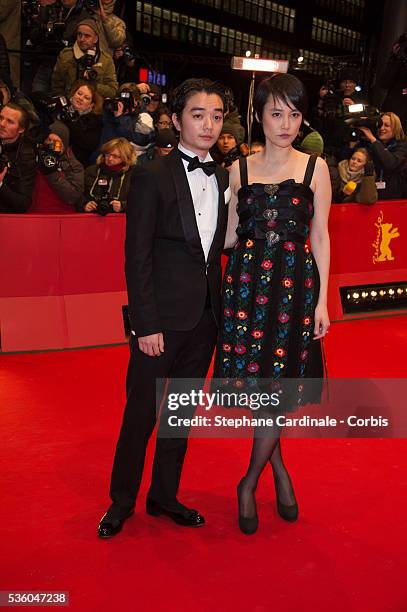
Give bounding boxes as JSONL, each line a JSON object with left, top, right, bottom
{"left": 49, "top": 120, "right": 70, "bottom": 151}
{"left": 76, "top": 19, "right": 99, "bottom": 38}
{"left": 220, "top": 120, "right": 245, "bottom": 146}
{"left": 299, "top": 131, "right": 324, "bottom": 155}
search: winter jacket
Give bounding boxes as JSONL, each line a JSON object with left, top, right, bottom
{"left": 369, "top": 138, "right": 407, "bottom": 200}
{"left": 0, "top": 136, "right": 36, "bottom": 213}
{"left": 30, "top": 150, "right": 84, "bottom": 212}
{"left": 79, "top": 162, "right": 134, "bottom": 212}
{"left": 51, "top": 44, "right": 118, "bottom": 99}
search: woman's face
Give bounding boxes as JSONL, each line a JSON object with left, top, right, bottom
{"left": 71, "top": 86, "right": 94, "bottom": 112}
{"left": 349, "top": 151, "right": 367, "bottom": 172}
{"left": 378, "top": 115, "right": 393, "bottom": 142}
{"left": 155, "top": 113, "right": 172, "bottom": 130}
{"left": 104, "top": 147, "right": 124, "bottom": 167}
{"left": 261, "top": 97, "right": 302, "bottom": 148}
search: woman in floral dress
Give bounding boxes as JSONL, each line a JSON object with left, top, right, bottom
{"left": 213, "top": 74, "right": 331, "bottom": 534}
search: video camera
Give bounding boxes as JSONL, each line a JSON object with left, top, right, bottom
{"left": 77, "top": 49, "right": 98, "bottom": 81}
{"left": 36, "top": 139, "right": 63, "bottom": 172}
{"left": 343, "top": 104, "right": 383, "bottom": 140}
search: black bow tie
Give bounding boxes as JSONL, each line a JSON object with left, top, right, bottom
{"left": 179, "top": 151, "right": 217, "bottom": 176}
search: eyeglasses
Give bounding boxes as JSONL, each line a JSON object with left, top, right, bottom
{"left": 105, "top": 152, "right": 122, "bottom": 161}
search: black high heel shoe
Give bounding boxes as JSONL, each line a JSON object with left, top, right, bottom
{"left": 237, "top": 479, "right": 258, "bottom": 535}
{"left": 272, "top": 472, "right": 299, "bottom": 522}
{"left": 276, "top": 498, "right": 298, "bottom": 522}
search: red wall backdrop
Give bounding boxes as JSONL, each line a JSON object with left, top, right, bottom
{"left": 0, "top": 201, "right": 406, "bottom": 352}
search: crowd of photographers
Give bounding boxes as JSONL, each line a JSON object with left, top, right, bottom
{"left": 0, "top": 1, "right": 406, "bottom": 215}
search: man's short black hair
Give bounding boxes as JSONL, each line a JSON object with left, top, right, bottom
{"left": 2, "top": 102, "right": 29, "bottom": 131}
{"left": 171, "top": 78, "right": 227, "bottom": 120}
{"left": 254, "top": 73, "right": 308, "bottom": 122}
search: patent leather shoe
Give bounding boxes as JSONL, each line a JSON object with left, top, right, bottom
{"left": 97, "top": 509, "right": 134, "bottom": 538}
{"left": 146, "top": 499, "right": 205, "bottom": 527}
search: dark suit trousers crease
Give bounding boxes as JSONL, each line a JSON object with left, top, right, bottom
{"left": 108, "top": 309, "right": 217, "bottom": 517}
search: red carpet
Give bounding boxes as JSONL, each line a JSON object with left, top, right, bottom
{"left": 1, "top": 316, "right": 406, "bottom": 611}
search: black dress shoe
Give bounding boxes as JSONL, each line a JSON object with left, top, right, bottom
{"left": 146, "top": 499, "right": 205, "bottom": 527}
{"left": 276, "top": 499, "right": 298, "bottom": 522}
{"left": 237, "top": 479, "right": 258, "bottom": 535}
{"left": 97, "top": 509, "right": 134, "bottom": 538}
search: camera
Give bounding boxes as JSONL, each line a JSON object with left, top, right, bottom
{"left": 0, "top": 143, "right": 10, "bottom": 173}
{"left": 37, "top": 140, "right": 63, "bottom": 172}
{"left": 103, "top": 90, "right": 133, "bottom": 114}
{"left": 93, "top": 178, "right": 112, "bottom": 215}
{"left": 122, "top": 45, "right": 135, "bottom": 62}
{"left": 103, "top": 90, "right": 138, "bottom": 115}
{"left": 31, "top": 93, "right": 79, "bottom": 123}
{"left": 78, "top": 49, "right": 98, "bottom": 81}
{"left": 343, "top": 104, "right": 383, "bottom": 139}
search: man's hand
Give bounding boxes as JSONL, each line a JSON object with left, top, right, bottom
{"left": 136, "top": 82, "right": 150, "bottom": 95}
{"left": 84, "top": 201, "right": 97, "bottom": 212}
{"left": 138, "top": 333, "right": 164, "bottom": 357}
{"left": 343, "top": 97, "right": 355, "bottom": 106}
{"left": 110, "top": 199, "right": 122, "bottom": 212}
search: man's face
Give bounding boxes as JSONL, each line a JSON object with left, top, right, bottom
{"left": 172, "top": 91, "right": 224, "bottom": 157}
{"left": 217, "top": 132, "right": 237, "bottom": 155}
{"left": 61, "top": 0, "right": 77, "bottom": 7}
{"left": 0, "top": 106, "right": 24, "bottom": 143}
{"left": 340, "top": 79, "right": 356, "bottom": 97}
{"left": 77, "top": 25, "right": 98, "bottom": 52}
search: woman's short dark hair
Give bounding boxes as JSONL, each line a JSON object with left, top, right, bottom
{"left": 171, "top": 78, "right": 227, "bottom": 120}
{"left": 254, "top": 73, "right": 308, "bottom": 122}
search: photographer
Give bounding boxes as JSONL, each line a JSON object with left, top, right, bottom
{"left": 30, "top": 120, "right": 84, "bottom": 212}
{"left": 329, "top": 148, "right": 377, "bottom": 204}
{"left": 99, "top": 83, "right": 155, "bottom": 155}
{"left": 0, "top": 103, "right": 37, "bottom": 214}
{"left": 51, "top": 19, "right": 118, "bottom": 99}
{"left": 113, "top": 41, "right": 137, "bottom": 85}
{"left": 61, "top": 79, "right": 103, "bottom": 166}
{"left": 66, "top": 0, "right": 126, "bottom": 56}
{"left": 357, "top": 111, "right": 407, "bottom": 200}
{"left": 212, "top": 119, "right": 246, "bottom": 168}
{"left": 27, "top": 0, "right": 82, "bottom": 93}
{"left": 79, "top": 137, "right": 135, "bottom": 214}
{"left": 379, "top": 33, "right": 407, "bottom": 130}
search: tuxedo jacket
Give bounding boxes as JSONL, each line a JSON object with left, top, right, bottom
{"left": 125, "top": 149, "right": 229, "bottom": 337}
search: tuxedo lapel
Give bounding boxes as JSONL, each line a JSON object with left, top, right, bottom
{"left": 166, "top": 150, "right": 205, "bottom": 264}
{"left": 207, "top": 166, "right": 228, "bottom": 264}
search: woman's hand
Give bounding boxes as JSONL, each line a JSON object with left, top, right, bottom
{"left": 358, "top": 126, "right": 376, "bottom": 143}
{"left": 110, "top": 200, "right": 122, "bottom": 212}
{"left": 313, "top": 303, "right": 330, "bottom": 339}
{"left": 84, "top": 201, "right": 97, "bottom": 212}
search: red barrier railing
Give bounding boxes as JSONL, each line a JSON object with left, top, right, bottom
{"left": 1, "top": 200, "right": 406, "bottom": 352}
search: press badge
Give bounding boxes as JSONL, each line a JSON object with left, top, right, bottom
{"left": 375, "top": 181, "right": 386, "bottom": 190}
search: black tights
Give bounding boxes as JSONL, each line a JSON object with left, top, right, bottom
{"left": 239, "top": 428, "right": 296, "bottom": 518}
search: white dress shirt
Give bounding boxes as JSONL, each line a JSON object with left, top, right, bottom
{"left": 178, "top": 143, "right": 219, "bottom": 261}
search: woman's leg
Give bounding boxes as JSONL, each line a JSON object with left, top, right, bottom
{"left": 270, "top": 440, "right": 297, "bottom": 506}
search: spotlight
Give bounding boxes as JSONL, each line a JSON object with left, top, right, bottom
{"left": 245, "top": 50, "right": 251, "bottom": 58}
{"left": 297, "top": 56, "right": 304, "bottom": 63}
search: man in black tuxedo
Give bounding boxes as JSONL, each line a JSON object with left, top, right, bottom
{"left": 98, "top": 78, "right": 230, "bottom": 537}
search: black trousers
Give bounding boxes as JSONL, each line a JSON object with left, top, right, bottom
{"left": 108, "top": 308, "right": 217, "bottom": 518}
